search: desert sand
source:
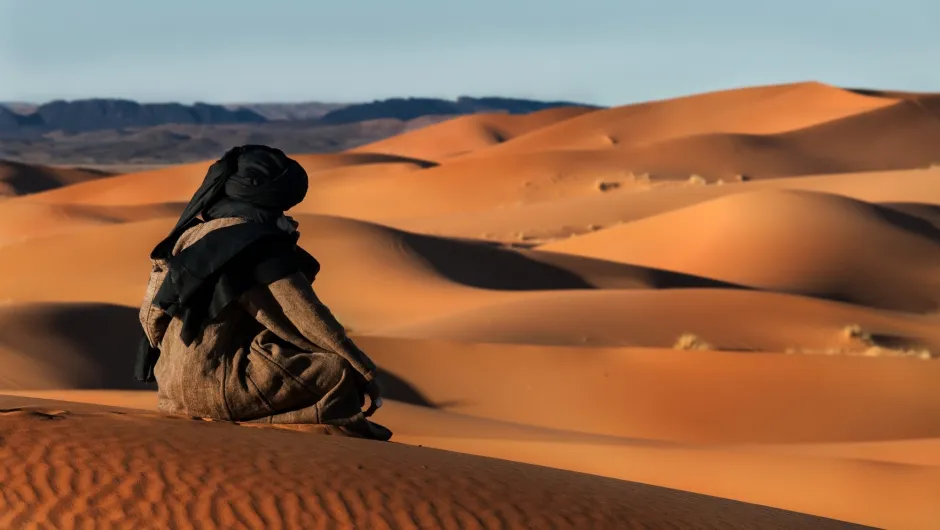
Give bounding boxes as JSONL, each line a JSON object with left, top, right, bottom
{"left": 1, "top": 81, "right": 938, "bottom": 529}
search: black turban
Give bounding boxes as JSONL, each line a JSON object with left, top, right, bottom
{"left": 135, "top": 145, "right": 319, "bottom": 382}
{"left": 152, "top": 144, "right": 309, "bottom": 259}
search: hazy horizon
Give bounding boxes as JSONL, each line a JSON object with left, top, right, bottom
{"left": 2, "top": 0, "right": 938, "bottom": 107}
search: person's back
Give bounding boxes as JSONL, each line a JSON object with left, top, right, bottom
{"left": 135, "top": 145, "right": 389, "bottom": 440}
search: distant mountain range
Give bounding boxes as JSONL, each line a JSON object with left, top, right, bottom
{"left": 0, "top": 96, "right": 593, "bottom": 136}
{"left": 316, "top": 97, "right": 595, "bottom": 124}
{"left": 0, "top": 96, "right": 596, "bottom": 165}
{"left": 0, "top": 100, "right": 267, "bottom": 137}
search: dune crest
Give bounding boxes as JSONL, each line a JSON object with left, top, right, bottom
{"left": 453, "top": 82, "right": 900, "bottom": 156}
{"left": 351, "top": 106, "right": 599, "bottom": 160}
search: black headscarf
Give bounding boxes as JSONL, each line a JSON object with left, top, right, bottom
{"left": 135, "top": 145, "right": 319, "bottom": 382}
{"left": 151, "top": 144, "right": 309, "bottom": 258}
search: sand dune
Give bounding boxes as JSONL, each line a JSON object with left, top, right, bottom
{"left": 5, "top": 384, "right": 937, "bottom": 528}
{"left": 0, "top": 159, "right": 111, "bottom": 197}
{"left": 351, "top": 106, "right": 598, "bottom": 160}
{"left": 540, "top": 189, "right": 940, "bottom": 312}
{"left": 0, "top": 395, "right": 868, "bottom": 530}
{"left": 373, "top": 288, "right": 940, "bottom": 354}
{"left": 560, "top": 99, "right": 940, "bottom": 180}
{"left": 453, "top": 82, "right": 899, "bottom": 156}
{"left": 302, "top": 101, "right": 940, "bottom": 220}
{"left": 0, "top": 200, "right": 183, "bottom": 246}
{"left": 19, "top": 152, "right": 433, "bottom": 208}
{"left": 0, "top": 212, "right": 754, "bottom": 332}
{"left": 296, "top": 149, "right": 662, "bottom": 220}
{"left": 3, "top": 81, "right": 939, "bottom": 529}
{"left": 0, "top": 302, "right": 149, "bottom": 390}
{"left": 361, "top": 336, "right": 940, "bottom": 444}
{"left": 389, "top": 167, "right": 940, "bottom": 242}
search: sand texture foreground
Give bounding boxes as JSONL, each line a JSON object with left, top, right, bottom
{"left": 1, "top": 81, "right": 939, "bottom": 529}
{"left": 0, "top": 396, "right": 869, "bottom": 530}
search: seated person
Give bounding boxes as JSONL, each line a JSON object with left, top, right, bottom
{"left": 135, "top": 144, "right": 390, "bottom": 441}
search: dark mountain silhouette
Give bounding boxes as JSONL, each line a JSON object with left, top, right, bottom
{"left": 319, "top": 96, "right": 594, "bottom": 124}
{"left": 0, "top": 107, "right": 19, "bottom": 130}
{"left": 6, "top": 99, "right": 267, "bottom": 135}
{"left": 0, "top": 96, "right": 598, "bottom": 165}
{"left": 224, "top": 102, "right": 348, "bottom": 121}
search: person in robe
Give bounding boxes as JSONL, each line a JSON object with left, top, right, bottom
{"left": 134, "top": 145, "right": 390, "bottom": 441}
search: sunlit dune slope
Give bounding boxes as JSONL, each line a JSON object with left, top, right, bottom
{"left": 373, "top": 288, "right": 940, "bottom": 353}
{"left": 389, "top": 168, "right": 940, "bottom": 242}
{"left": 540, "top": 189, "right": 940, "bottom": 312}
{"left": 351, "top": 106, "right": 599, "bottom": 160}
{"left": 454, "top": 82, "right": 900, "bottom": 156}
{"left": 18, "top": 152, "right": 434, "bottom": 207}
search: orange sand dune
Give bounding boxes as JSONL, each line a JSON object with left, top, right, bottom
{"left": 295, "top": 149, "right": 660, "bottom": 220}
{"left": 3, "top": 81, "right": 938, "bottom": 529}
{"left": 0, "top": 200, "right": 183, "bottom": 246}
{"left": 0, "top": 396, "right": 868, "bottom": 530}
{"left": 8, "top": 306, "right": 937, "bottom": 446}
{"left": 374, "top": 288, "right": 940, "bottom": 353}
{"left": 4, "top": 392, "right": 933, "bottom": 529}
{"left": 294, "top": 103, "right": 940, "bottom": 221}
{"left": 357, "top": 337, "right": 940, "bottom": 444}
{"left": 6, "top": 384, "right": 939, "bottom": 528}
{"left": 389, "top": 167, "right": 940, "bottom": 242}
{"left": 19, "top": 152, "right": 433, "bottom": 207}
{"left": 540, "top": 189, "right": 940, "bottom": 312}
{"left": 0, "top": 214, "right": 741, "bottom": 334}
{"left": 0, "top": 159, "right": 111, "bottom": 197}
{"left": 296, "top": 150, "right": 940, "bottom": 227}
{"left": 561, "top": 98, "right": 940, "bottom": 179}
{"left": 4, "top": 303, "right": 937, "bottom": 443}
{"left": 454, "top": 82, "right": 899, "bottom": 156}
{"left": 351, "top": 106, "right": 599, "bottom": 160}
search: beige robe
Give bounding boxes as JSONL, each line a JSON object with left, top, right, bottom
{"left": 139, "top": 218, "right": 387, "bottom": 438}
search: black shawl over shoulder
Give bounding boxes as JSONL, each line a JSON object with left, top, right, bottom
{"left": 134, "top": 145, "right": 317, "bottom": 383}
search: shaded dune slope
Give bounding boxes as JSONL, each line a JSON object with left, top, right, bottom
{"left": 0, "top": 303, "right": 148, "bottom": 390}
{"left": 0, "top": 160, "right": 111, "bottom": 197}
{"left": 540, "top": 189, "right": 940, "bottom": 312}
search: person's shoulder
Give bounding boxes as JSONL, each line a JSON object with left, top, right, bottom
{"left": 172, "top": 217, "right": 249, "bottom": 255}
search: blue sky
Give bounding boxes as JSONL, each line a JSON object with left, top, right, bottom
{"left": 1, "top": 0, "right": 937, "bottom": 106}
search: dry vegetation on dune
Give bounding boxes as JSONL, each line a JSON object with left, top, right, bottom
{"left": 2, "top": 81, "right": 940, "bottom": 529}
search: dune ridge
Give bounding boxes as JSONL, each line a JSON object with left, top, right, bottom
{"left": 351, "top": 106, "right": 599, "bottom": 160}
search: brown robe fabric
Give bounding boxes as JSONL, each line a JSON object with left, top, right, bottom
{"left": 138, "top": 217, "right": 389, "bottom": 440}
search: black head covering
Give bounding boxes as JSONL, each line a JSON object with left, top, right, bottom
{"left": 135, "top": 145, "right": 319, "bottom": 382}
{"left": 152, "top": 144, "right": 309, "bottom": 259}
